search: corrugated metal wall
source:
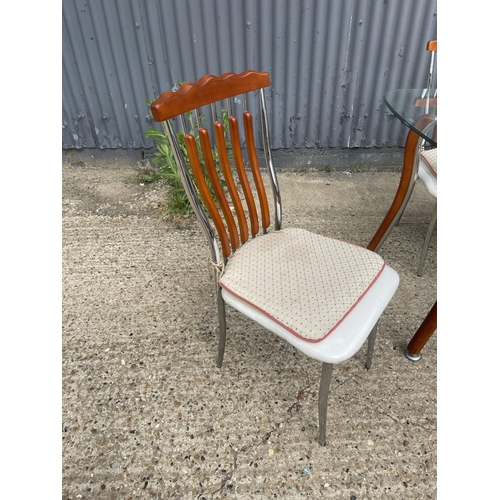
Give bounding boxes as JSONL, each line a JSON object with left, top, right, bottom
{"left": 62, "top": 0, "right": 437, "bottom": 150}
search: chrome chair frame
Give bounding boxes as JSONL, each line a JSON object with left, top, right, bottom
{"left": 164, "top": 87, "right": 284, "bottom": 366}
{"left": 152, "top": 72, "right": 395, "bottom": 445}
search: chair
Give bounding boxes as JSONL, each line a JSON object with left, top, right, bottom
{"left": 422, "top": 40, "right": 437, "bottom": 102}
{"left": 393, "top": 40, "right": 438, "bottom": 276}
{"left": 150, "top": 71, "right": 399, "bottom": 445}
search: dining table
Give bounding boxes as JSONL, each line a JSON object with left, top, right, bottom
{"left": 367, "top": 88, "right": 437, "bottom": 362}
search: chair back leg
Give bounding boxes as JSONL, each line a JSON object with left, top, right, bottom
{"left": 394, "top": 176, "right": 417, "bottom": 227}
{"left": 318, "top": 362, "right": 334, "bottom": 445}
{"left": 417, "top": 200, "right": 437, "bottom": 277}
{"left": 216, "top": 285, "right": 227, "bottom": 368}
{"left": 365, "top": 322, "right": 379, "bottom": 370}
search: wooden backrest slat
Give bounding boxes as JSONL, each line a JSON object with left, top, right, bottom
{"left": 214, "top": 122, "right": 249, "bottom": 244}
{"left": 150, "top": 71, "right": 278, "bottom": 259}
{"left": 185, "top": 135, "right": 231, "bottom": 257}
{"left": 199, "top": 128, "right": 240, "bottom": 252}
{"left": 229, "top": 117, "right": 260, "bottom": 236}
{"left": 243, "top": 111, "right": 270, "bottom": 230}
{"left": 151, "top": 71, "right": 271, "bottom": 122}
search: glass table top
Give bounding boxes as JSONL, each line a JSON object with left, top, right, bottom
{"left": 384, "top": 89, "right": 437, "bottom": 147}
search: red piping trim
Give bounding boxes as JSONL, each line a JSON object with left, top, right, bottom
{"left": 220, "top": 262, "right": 386, "bottom": 344}
{"left": 421, "top": 152, "right": 437, "bottom": 177}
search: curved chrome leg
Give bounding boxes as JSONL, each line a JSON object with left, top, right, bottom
{"left": 394, "top": 178, "right": 417, "bottom": 227}
{"left": 318, "top": 363, "right": 333, "bottom": 446}
{"left": 417, "top": 200, "right": 437, "bottom": 277}
{"left": 365, "top": 322, "right": 379, "bottom": 370}
{"left": 372, "top": 173, "right": 418, "bottom": 253}
{"left": 216, "top": 284, "right": 227, "bottom": 368}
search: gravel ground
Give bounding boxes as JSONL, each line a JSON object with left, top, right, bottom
{"left": 62, "top": 155, "right": 436, "bottom": 499}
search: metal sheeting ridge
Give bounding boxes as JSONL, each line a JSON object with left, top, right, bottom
{"left": 62, "top": 0, "right": 437, "bottom": 150}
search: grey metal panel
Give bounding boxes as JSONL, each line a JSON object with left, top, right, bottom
{"left": 62, "top": 0, "right": 437, "bottom": 150}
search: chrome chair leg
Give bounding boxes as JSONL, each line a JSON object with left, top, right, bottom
{"left": 318, "top": 362, "right": 334, "bottom": 446}
{"left": 417, "top": 200, "right": 437, "bottom": 277}
{"left": 365, "top": 322, "right": 379, "bottom": 370}
{"left": 216, "top": 285, "right": 227, "bottom": 368}
{"left": 372, "top": 174, "right": 419, "bottom": 253}
{"left": 394, "top": 178, "right": 417, "bottom": 226}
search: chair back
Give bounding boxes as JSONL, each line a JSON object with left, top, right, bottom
{"left": 150, "top": 71, "right": 282, "bottom": 265}
{"left": 423, "top": 39, "right": 437, "bottom": 115}
{"left": 426, "top": 39, "right": 437, "bottom": 91}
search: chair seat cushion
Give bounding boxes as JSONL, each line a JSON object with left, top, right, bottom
{"left": 420, "top": 148, "right": 437, "bottom": 176}
{"left": 418, "top": 147, "right": 437, "bottom": 197}
{"left": 219, "top": 228, "right": 386, "bottom": 343}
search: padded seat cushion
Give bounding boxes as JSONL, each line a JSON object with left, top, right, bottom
{"left": 420, "top": 148, "right": 437, "bottom": 176}
{"left": 418, "top": 147, "right": 438, "bottom": 197}
{"left": 219, "top": 228, "right": 385, "bottom": 343}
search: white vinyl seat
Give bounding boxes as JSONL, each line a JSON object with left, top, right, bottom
{"left": 220, "top": 228, "right": 399, "bottom": 364}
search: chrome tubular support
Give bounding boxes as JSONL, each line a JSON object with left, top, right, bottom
{"left": 318, "top": 363, "right": 334, "bottom": 446}
{"left": 167, "top": 119, "right": 226, "bottom": 366}
{"left": 216, "top": 283, "right": 227, "bottom": 368}
{"left": 259, "top": 88, "right": 282, "bottom": 230}
{"left": 165, "top": 120, "right": 221, "bottom": 266}
{"left": 421, "top": 119, "right": 437, "bottom": 148}
{"left": 394, "top": 179, "right": 417, "bottom": 227}
{"left": 180, "top": 114, "right": 188, "bottom": 136}
{"left": 210, "top": 103, "right": 218, "bottom": 124}
{"left": 242, "top": 93, "right": 248, "bottom": 112}
{"left": 365, "top": 321, "right": 379, "bottom": 370}
{"left": 428, "top": 52, "right": 435, "bottom": 87}
{"left": 425, "top": 51, "right": 436, "bottom": 113}
{"left": 226, "top": 98, "right": 233, "bottom": 118}
{"left": 417, "top": 200, "right": 437, "bottom": 277}
{"left": 194, "top": 108, "right": 202, "bottom": 130}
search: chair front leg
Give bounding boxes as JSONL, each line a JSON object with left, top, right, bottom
{"left": 318, "top": 362, "right": 334, "bottom": 446}
{"left": 365, "top": 321, "right": 379, "bottom": 370}
{"left": 216, "top": 284, "right": 227, "bottom": 368}
{"left": 394, "top": 176, "right": 417, "bottom": 227}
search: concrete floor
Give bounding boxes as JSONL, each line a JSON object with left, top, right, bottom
{"left": 62, "top": 155, "right": 436, "bottom": 499}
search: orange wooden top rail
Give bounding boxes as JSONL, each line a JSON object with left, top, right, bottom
{"left": 150, "top": 70, "right": 271, "bottom": 122}
{"left": 427, "top": 40, "right": 437, "bottom": 52}
{"left": 414, "top": 97, "right": 437, "bottom": 108}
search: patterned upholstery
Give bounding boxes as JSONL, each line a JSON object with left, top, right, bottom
{"left": 219, "top": 228, "right": 385, "bottom": 343}
{"left": 421, "top": 148, "right": 437, "bottom": 176}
